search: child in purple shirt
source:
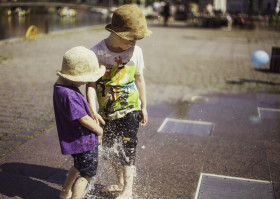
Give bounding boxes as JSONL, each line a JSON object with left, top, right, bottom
{"left": 53, "top": 46, "right": 105, "bottom": 199}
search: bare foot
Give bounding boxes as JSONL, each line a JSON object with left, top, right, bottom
{"left": 115, "top": 191, "right": 132, "bottom": 199}
{"left": 59, "top": 190, "right": 72, "bottom": 199}
{"left": 101, "top": 184, "right": 124, "bottom": 192}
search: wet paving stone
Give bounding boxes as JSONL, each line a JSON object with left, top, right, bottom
{"left": 4, "top": 134, "right": 30, "bottom": 143}
{"left": 0, "top": 148, "right": 10, "bottom": 157}
{"left": 0, "top": 127, "right": 15, "bottom": 134}
{"left": 0, "top": 140, "right": 21, "bottom": 149}
{"left": 16, "top": 130, "right": 38, "bottom": 137}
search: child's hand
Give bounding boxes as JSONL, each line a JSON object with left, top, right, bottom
{"left": 140, "top": 108, "right": 148, "bottom": 126}
{"left": 96, "top": 127, "right": 103, "bottom": 146}
{"left": 98, "top": 135, "right": 103, "bottom": 146}
{"left": 94, "top": 113, "right": 105, "bottom": 126}
{"left": 89, "top": 106, "right": 105, "bottom": 125}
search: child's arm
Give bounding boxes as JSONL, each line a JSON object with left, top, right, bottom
{"left": 78, "top": 115, "right": 103, "bottom": 145}
{"left": 86, "top": 83, "right": 105, "bottom": 125}
{"left": 135, "top": 74, "right": 148, "bottom": 126}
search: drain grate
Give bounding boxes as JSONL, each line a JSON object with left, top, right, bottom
{"left": 258, "top": 107, "right": 280, "bottom": 119}
{"left": 157, "top": 118, "right": 213, "bottom": 136}
{"left": 195, "top": 173, "right": 275, "bottom": 199}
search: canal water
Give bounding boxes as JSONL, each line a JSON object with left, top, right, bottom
{"left": 0, "top": 11, "right": 107, "bottom": 41}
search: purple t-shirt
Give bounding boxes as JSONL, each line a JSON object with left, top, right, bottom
{"left": 53, "top": 83, "right": 99, "bottom": 155}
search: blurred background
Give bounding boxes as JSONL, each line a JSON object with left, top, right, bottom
{"left": 0, "top": 0, "right": 280, "bottom": 40}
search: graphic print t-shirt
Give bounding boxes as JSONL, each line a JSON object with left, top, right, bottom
{"left": 92, "top": 40, "right": 145, "bottom": 120}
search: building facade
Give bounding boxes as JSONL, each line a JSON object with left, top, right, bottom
{"left": 199, "top": 0, "right": 277, "bottom": 14}
{"left": 227, "top": 0, "right": 275, "bottom": 14}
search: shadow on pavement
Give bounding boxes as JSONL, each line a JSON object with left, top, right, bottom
{"left": 254, "top": 68, "right": 280, "bottom": 74}
{"left": 226, "top": 78, "right": 280, "bottom": 86}
{"left": 0, "top": 163, "right": 115, "bottom": 199}
{"left": 0, "top": 163, "right": 66, "bottom": 199}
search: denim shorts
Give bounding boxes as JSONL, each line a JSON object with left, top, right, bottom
{"left": 102, "top": 111, "right": 141, "bottom": 166}
{"left": 71, "top": 147, "right": 98, "bottom": 178}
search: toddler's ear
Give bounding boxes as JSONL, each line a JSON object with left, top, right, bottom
{"left": 87, "top": 82, "right": 96, "bottom": 87}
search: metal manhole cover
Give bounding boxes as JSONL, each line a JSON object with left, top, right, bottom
{"left": 258, "top": 107, "right": 280, "bottom": 119}
{"left": 157, "top": 118, "right": 213, "bottom": 136}
{"left": 195, "top": 173, "right": 275, "bottom": 199}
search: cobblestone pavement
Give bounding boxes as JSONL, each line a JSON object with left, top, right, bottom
{"left": 0, "top": 23, "right": 280, "bottom": 160}
{"left": 142, "top": 24, "right": 280, "bottom": 105}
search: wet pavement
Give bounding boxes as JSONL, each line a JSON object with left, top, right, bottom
{"left": 0, "top": 22, "right": 280, "bottom": 199}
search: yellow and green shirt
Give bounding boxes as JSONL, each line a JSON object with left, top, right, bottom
{"left": 91, "top": 40, "right": 145, "bottom": 120}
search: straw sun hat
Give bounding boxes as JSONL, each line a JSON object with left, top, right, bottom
{"left": 105, "top": 4, "right": 152, "bottom": 40}
{"left": 57, "top": 46, "right": 105, "bottom": 83}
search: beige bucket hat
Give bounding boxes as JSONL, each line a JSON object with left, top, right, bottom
{"left": 57, "top": 46, "right": 106, "bottom": 82}
{"left": 105, "top": 4, "right": 152, "bottom": 40}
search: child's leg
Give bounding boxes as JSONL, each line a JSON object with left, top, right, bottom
{"left": 101, "top": 159, "right": 124, "bottom": 192}
{"left": 115, "top": 111, "right": 140, "bottom": 198}
{"left": 71, "top": 148, "right": 98, "bottom": 199}
{"left": 71, "top": 176, "right": 91, "bottom": 199}
{"left": 101, "top": 120, "right": 124, "bottom": 192}
{"left": 116, "top": 166, "right": 135, "bottom": 199}
{"left": 59, "top": 166, "right": 80, "bottom": 199}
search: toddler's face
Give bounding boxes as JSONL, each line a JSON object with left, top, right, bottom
{"left": 118, "top": 37, "right": 137, "bottom": 51}
{"left": 73, "top": 82, "right": 86, "bottom": 87}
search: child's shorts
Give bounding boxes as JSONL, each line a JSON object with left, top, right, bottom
{"left": 72, "top": 147, "right": 98, "bottom": 178}
{"left": 102, "top": 111, "right": 141, "bottom": 166}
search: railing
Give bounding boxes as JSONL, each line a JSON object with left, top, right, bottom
{"left": 0, "top": 2, "right": 109, "bottom": 9}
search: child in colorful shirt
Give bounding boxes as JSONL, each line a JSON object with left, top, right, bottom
{"left": 87, "top": 5, "right": 152, "bottom": 199}
{"left": 53, "top": 46, "right": 105, "bottom": 199}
